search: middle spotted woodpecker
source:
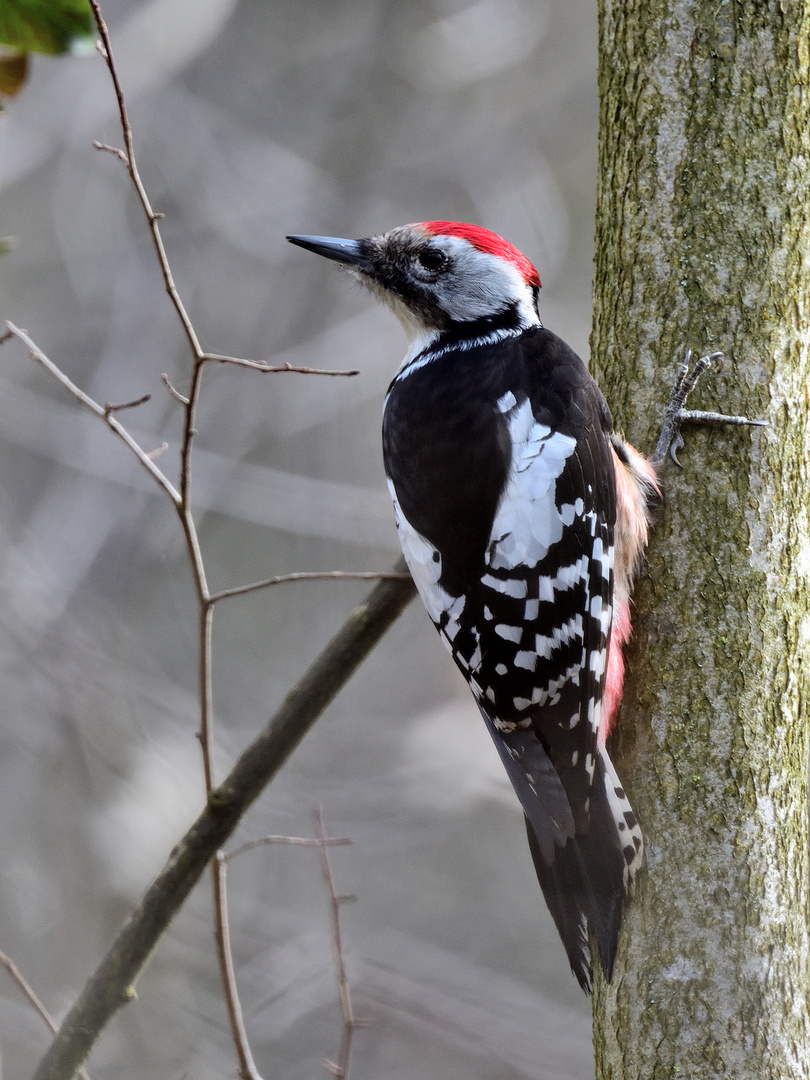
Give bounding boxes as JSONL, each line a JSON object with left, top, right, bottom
{"left": 287, "top": 221, "right": 659, "bottom": 991}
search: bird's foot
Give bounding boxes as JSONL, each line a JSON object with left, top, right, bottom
{"left": 651, "top": 349, "right": 767, "bottom": 466}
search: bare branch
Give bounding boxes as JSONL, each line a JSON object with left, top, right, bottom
{"left": 212, "top": 855, "right": 264, "bottom": 1080}
{"left": 4, "top": 322, "right": 180, "bottom": 507}
{"left": 88, "top": 0, "right": 203, "bottom": 360}
{"left": 225, "top": 835, "right": 353, "bottom": 862}
{"left": 179, "top": 364, "right": 205, "bottom": 513}
{"left": 0, "top": 949, "right": 59, "bottom": 1036}
{"left": 103, "top": 393, "right": 151, "bottom": 415}
{"left": 161, "top": 372, "right": 189, "bottom": 404}
{"left": 198, "top": 604, "right": 215, "bottom": 791}
{"left": 215, "top": 829, "right": 354, "bottom": 1078}
{"left": 89, "top": 5, "right": 211, "bottom": 620}
{"left": 31, "top": 562, "right": 414, "bottom": 1080}
{"left": 210, "top": 569, "right": 412, "bottom": 606}
{"left": 0, "top": 948, "right": 93, "bottom": 1080}
{"left": 315, "top": 807, "right": 360, "bottom": 1080}
{"left": 92, "top": 140, "right": 127, "bottom": 163}
{"left": 202, "top": 353, "right": 360, "bottom": 377}
{"left": 215, "top": 829, "right": 355, "bottom": 1079}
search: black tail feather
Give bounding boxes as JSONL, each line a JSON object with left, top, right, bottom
{"left": 524, "top": 752, "right": 629, "bottom": 992}
{"left": 478, "top": 705, "right": 640, "bottom": 991}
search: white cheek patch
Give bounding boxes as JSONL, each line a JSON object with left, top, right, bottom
{"left": 428, "top": 239, "right": 541, "bottom": 327}
{"left": 487, "top": 400, "right": 577, "bottom": 571}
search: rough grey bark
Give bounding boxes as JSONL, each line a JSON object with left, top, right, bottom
{"left": 590, "top": 3, "right": 810, "bottom": 1078}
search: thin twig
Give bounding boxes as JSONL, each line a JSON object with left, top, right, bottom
{"left": 0, "top": 948, "right": 93, "bottom": 1080}
{"left": 89, "top": 3, "right": 211, "bottom": 624}
{"left": 92, "top": 140, "right": 127, "bottom": 163}
{"left": 212, "top": 855, "right": 264, "bottom": 1080}
{"left": 199, "top": 604, "right": 215, "bottom": 792}
{"left": 88, "top": 1, "right": 203, "bottom": 361}
{"left": 315, "top": 807, "right": 359, "bottom": 1080}
{"left": 203, "top": 353, "right": 360, "bottom": 377}
{"left": 198, "top": 593, "right": 257, "bottom": 1077}
{"left": 216, "top": 828, "right": 355, "bottom": 1080}
{"left": 104, "top": 393, "right": 151, "bottom": 415}
{"left": 210, "top": 570, "right": 412, "bottom": 606}
{"left": 4, "top": 322, "right": 180, "bottom": 506}
{"left": 225, "top": 835, "right": 353, "bottom": 862}
{"left": 161, "top": 372, "right": 189, "bottom": 404}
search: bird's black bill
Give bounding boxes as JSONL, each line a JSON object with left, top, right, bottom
{"left": 286, "top": 234, "right": 372, "bottom": 272}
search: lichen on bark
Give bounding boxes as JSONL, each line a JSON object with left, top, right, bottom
{"left": 592, "top": 2, "right": 810, "bottom": 1077}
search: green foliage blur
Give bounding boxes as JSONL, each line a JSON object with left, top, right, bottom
{"left": 0, "top": 0, "right": 93, "bottom": 54}
{"left": 0, "top": 0, "right": 93, "bottom": 107}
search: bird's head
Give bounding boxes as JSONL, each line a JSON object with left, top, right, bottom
{"left": 287, "top": 221, "right": 542, "bottom": 344}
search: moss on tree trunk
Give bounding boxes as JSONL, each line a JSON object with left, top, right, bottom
{"left": 592, "top": 2, "right": 810, "bottom": 1077}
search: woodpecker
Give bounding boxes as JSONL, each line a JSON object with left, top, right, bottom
{"left": 288, "top": 221, "right": 658, "bottom": 991}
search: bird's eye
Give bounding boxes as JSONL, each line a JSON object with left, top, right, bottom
{"left": 417, "top": 249, "right": 447, "bottom": 272}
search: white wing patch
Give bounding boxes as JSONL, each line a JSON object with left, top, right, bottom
{"left": 386, "top": 477, "right": 465, "bottom": 631}
{"left": 487, "top": 399, "right": 577, "bottom": 571}
{"left": 482, "top": 573, "right": 527, "bottom": 598}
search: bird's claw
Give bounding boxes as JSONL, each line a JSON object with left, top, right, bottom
{"left": 652, "top": 349, "right": 766, "bottom": 467}
{"left": 668, "top": 431, "right": 686, "bottom": 466}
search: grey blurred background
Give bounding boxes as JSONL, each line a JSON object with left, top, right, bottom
{"left": 0, "top": 1, "right": 599, "bottom": 1076}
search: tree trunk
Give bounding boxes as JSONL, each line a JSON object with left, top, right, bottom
{"left": 591, "top": 3, "right": 810, "bottom": 1078}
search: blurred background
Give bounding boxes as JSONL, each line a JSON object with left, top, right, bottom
{"left": 0, "top": 1, "right": 599, "bottom": 1076}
